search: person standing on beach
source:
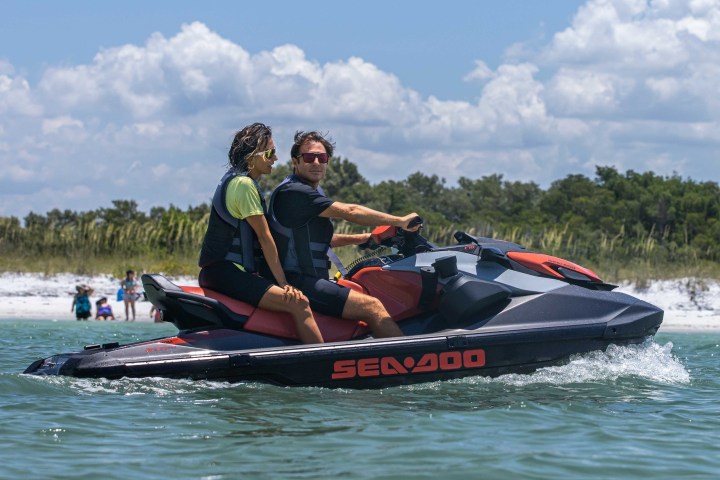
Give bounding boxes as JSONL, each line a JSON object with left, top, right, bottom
{"left": 71, "top": 284, "right": 93, "bottom": 321}
{"left": 120, "top": 270, "right": 138, "bottom": 321}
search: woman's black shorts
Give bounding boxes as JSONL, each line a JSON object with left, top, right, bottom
{"left": 198, "top": 261, "right": 274, "bottom": 307}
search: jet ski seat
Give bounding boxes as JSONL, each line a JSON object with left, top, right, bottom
{"left": 142, "top": 274, "right": 372, "bottom": 342}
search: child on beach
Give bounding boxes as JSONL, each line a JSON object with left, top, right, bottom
{"left": 71, "top": 284, "right": 93, "bottom": 321}
{"left": 95, "top": 297, "right": 115, "bottom": 320}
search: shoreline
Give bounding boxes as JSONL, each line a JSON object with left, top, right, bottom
{"left": 0, "top": 272, "right": 718, "bottom": 331}
{"left": 1, "top": 301, "right": 715, "bottom": 332}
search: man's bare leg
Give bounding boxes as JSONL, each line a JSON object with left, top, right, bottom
{"left": 341, "top": 290, "right": 404, "bottom": 338}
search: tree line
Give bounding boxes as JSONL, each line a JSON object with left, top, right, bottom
{"left": 0, "top": 158, "right": 718, "bottom": 278}
{"left": 260, "top": 159, "right": 719, "bottom": 264}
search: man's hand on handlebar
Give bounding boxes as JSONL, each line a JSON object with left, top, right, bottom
{"left": 398, "top": 213, "right": 423, "bottom": 232}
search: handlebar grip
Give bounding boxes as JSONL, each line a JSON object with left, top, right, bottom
{"left": 407, "top": 216, "right": 424, "bottom": 229}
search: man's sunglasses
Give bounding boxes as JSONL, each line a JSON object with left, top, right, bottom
{"left": 297, "top": 152, "right": 329, "bottom": 164}
{"left": 253, "top": 148, "right": 276, "bottom": 160}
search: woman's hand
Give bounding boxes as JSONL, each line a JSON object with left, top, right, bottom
{"left": 281, "top": 284, "right": 305, "bottom": 303}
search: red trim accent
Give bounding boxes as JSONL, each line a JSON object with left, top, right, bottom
{"left": 506, "top": 251, "right": 602, "bottom": 282}
{"left": 154, "top": 336, "right": 188, "bottom": 345}
{"left": 147, "top": 329, "right": 246, "bottom": 347}
{"left": 337, "top": 278, "right": 369, "bottom": 294}
{"left": 371, "top": 225, "right": 397, "bottom": 244}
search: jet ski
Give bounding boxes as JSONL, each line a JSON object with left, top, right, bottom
{"left": 24, "top": 224, "right": 663, "bottom": 389}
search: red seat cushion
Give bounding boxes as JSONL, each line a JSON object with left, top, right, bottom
{"left": 180, "top": 285, "right": 370, "bottom": 342}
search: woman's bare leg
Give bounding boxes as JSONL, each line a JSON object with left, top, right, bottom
{"left": 258, "top": 286, "right": 324, "bottom": 344}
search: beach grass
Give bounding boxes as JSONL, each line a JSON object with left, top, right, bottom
{"left": 0, "top": 253, "right": 199, "bottom": 278}
{"left": 2, "top": 246, "right": 716, "bottom": 285}
{"left": 2, "top": 217, "right": 718, "bottom": 282}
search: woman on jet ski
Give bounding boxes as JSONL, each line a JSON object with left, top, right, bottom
{"left": 197, "top": 123, "right": 324, "bottom": 343}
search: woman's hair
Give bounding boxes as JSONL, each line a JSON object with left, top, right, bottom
{"left": 290, "top": 131, "right": 334, "bottom": 159}
{"left": 228, "top": 122, "right": 273, "bottom": 171}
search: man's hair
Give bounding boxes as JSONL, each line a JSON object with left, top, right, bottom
{"left": 290, "top": 131, "right": 335, "bottom": 160}
{"left": 228, "top": 122, "right": 273, "bottom": 171}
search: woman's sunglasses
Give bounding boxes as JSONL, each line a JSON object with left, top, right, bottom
{"left": 253, "top": 148, "right": 276, "bottom": 160}
{"left": 297, "top": 152, "right": 329, "bottom": 164}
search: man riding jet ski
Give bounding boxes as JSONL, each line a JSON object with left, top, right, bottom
{"left": 24, "top": 223, "right": 663, "bottom": 389}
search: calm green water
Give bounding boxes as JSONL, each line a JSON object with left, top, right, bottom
{"left": 1, "top": 320, "right": 718, "bottom": 480}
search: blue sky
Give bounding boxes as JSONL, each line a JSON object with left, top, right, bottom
{"left": 1, "top": 1, "right": 582, "bottom": 101}
{"left": 1, "top": 0, "right": 719, "bottom": 218}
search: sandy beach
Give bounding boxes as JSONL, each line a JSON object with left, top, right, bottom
{"left": 0, "top": 272, "right": 718, "bottom": 331}
{"left": 0, "top": 272, "right": 196, "bottom": 323}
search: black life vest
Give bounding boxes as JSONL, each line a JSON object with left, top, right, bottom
{"left": 268, "top": 175, "right": 333, "bottom": 278}
{"left": 198, "top": 170, "right": 266, "bottom": 272}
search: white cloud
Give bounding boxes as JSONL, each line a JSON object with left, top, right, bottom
{"left": 546, "top": 69, "right": 631, "bottom": 115}
{"left": 0, "top": 72, "right": 42, "bottom": 116}
{"left": 37, "top": 22, "right": 253, "bottom": 117}
{"left": 2, "top": 1, "right": 720, "bottom": 218}
{"left": 542, "top": 0, "right": 720, "bottom": 120}
{"left": 41, "top": 116, "right": 85, "bottom": 136}
{"left": 151, "top": 163, "right": 172, "bottom": 177}
{"left": 313, "top": 57, "right": 424, "bottom": 124}
{"left": 463, "top": 60, "right": 494, "bottom": 82}
{"left": 645, "top": 76, "right": 681, "bottom": 100}
{"left": 0, "top": 164, "right": 36, "bottom": 182}
{"left": 264, "top": 44, "right": 321, "bottom": 82}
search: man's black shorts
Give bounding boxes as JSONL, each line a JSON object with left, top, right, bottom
{"left": 288, "top": 274, "right": 351, "bottom": 317}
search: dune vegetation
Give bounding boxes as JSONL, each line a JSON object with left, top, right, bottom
{"left": 1, "top": 158, "right": 718, "bottom": 283}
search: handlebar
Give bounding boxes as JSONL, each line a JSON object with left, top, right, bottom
{"left": 357, "top": 218, "right": 433, "bottom": 257}
{"left": 406, "top": 216, "right": 424, "bottom": 230}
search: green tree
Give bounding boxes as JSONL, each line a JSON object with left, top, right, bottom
{"left": 98, "top": 200, "right": 146, "bottom": 226}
